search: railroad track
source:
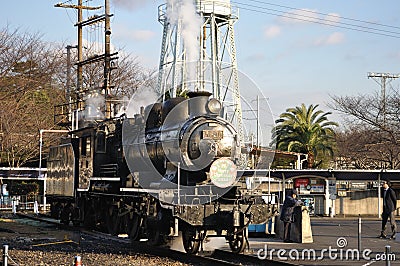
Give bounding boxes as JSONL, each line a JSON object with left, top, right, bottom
{"left": 15, "top": 213, "right": 295, "bottom": 266}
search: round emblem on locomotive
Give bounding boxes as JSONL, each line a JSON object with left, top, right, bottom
{"left": 209, "top": 158, "right": 237, "bottom": 188}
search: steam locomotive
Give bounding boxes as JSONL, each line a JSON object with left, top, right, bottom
{"left": 46, "top": 91, "right": 277, "bottom": 254}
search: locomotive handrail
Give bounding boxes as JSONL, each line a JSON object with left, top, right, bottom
{"left": 191, "top": 198, "right": 201, "bottom": 205}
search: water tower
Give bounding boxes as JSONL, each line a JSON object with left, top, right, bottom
{"left": 157, "top": 0, "right": 244, "bottom": 145}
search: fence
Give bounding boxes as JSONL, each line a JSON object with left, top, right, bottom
{"left": 0, "top": 195, "right": 47, "bottom": 212}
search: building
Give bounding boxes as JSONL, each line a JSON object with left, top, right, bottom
{"left": 241, "top": 169, "right": 400, "bottom": 217}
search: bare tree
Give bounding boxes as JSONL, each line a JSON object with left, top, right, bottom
{"left": 0, "top": 26, "right": 66, "bottom": 167}
{"left": 63, "top": 43, "right": 151, "bottom": 100}
{"left": 331, "top": 89, "right": 400, "bottom": 169}
{"left": 0, "top": 26, "right": 152, "bottom": 167}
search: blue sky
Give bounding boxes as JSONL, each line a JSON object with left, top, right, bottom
{"left": 2, "top": 0, "right": 400, "bottom": 125}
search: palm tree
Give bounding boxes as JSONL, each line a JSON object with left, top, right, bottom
{"left": 271, "top": 104, "right": 338, "bottom": 168}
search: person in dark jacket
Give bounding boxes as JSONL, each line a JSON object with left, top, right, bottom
{"left": 280, "top": 188, "right": 302, "bottom": 242}
{"left": 379, "top": 180, "right": 397, "bottom": 239}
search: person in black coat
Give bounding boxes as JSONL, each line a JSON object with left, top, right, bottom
{"left": 280, "top": 188, "right": 302, "bottom": 242}
{"left": 379, "top": 180, "right": 397, "bottom": 239}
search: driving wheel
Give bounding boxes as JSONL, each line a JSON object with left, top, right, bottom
{"left": 106, "top": 205, "right": 120, "bottom": 236}
{"left": 182, "top": 227, "right": 200, "bottom": 254}
{"left": 228, "top": 229, "right": 247, "bottom": 254}
{"left": 129, "top": 213, "right": 141, "bottom": 242}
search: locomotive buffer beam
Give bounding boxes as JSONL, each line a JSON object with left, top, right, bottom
{"left": 172, "top": 202, "right": 271, "bottom": 230}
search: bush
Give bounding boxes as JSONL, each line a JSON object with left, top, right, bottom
{"left": 9, "top": 182, "right": 39, "bottom": 196}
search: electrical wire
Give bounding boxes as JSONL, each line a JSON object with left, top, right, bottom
{"left": 247, "top": 0, "right": 400, "bottom": 30}
{"left": 64, "top": 8, "right": 76, "bottom": 25}
{"left": 237, "top": 1, "right": 400, "bottom": 36}
{"left": 232, "top": 1, "right": 400, "bottom": 39}
{"left": 60, "top": 0, "right": 77, "bottom": 25}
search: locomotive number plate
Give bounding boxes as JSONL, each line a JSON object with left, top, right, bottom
{"left": 203, "top": 130, "right": 223, "bottom": 140}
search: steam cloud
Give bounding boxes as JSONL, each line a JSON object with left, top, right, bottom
{"left": 125, "top": 86, "right": 159, "bottom": 118}
{"left": 166, "top": 0, "right": 202, "bottom": 88}
{"left": 85, "top": 94, "right": 105, "bottom": 120}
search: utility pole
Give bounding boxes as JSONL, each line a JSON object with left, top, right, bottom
{"left": 55, "top": 1, "right": 118, "bottom": 121}
{"left": 104, "top": 0, "right": 113, "bottom": 118}
{"left": 55, "top": 1, "right": 101, "bottom": 109}
{"left": 367, "top": 72, "right": 400, "bottom": 125}
{"left": 256, "top": 95, "right": 259, "bottom": 150}
{"left": 66, "top": 45, "right": 78, "bottom": 117}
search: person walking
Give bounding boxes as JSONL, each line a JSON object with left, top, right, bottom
{"left": 379, "top": 180, "right": 397, "bottom": 239}
{"left": 280, "top": 188, "right": 302, "bottom": 242}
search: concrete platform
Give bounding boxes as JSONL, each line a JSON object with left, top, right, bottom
{"left": 243, "top": 217, "right": 400, "bottom": 265}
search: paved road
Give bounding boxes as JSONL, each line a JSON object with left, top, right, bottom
{"left": 244, "top": 217, "right": 400, "bottom": 265}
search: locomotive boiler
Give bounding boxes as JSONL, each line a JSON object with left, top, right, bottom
{"left": 125, "top": 91, "right": 239, "bottom": 189}
{"left": 46, "top": 91, "right": 277, "bottom": 254}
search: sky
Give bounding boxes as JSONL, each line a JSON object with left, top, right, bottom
{"left": 1, "top": 0, "right": 400, "bottom": 127}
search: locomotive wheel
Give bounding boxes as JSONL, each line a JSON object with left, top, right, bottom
{"left": 60, "top": 204, "right": 72, "bottom": 225}
{"left": 146, "top": 226, "right": 163, "bottom": 246}
{"left": 228, "top": 230, "right": 247, "bottom": 254}
{"left": 129, "top": 214, "right": 141, "bottom": 242}
{"left": 50, "top": 202, "right": 61, "bottom": 219}
{"left": 83, "top": 204, "right": 96, "bottom": 229}
{"left": 182, "top": 227, "right": 200, "bottom": 254}
{"left": 72, "top": 207, "right": 81, "bottom": 227}
{"left": 106, "top": 206, "right": 120, "bottom": 236}
{"left": 145, "top": 216, "right": 167, "bottom": 246}
{"left": 120, "top": 213, "right": 130, "bottom": 235}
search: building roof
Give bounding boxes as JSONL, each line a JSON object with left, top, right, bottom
{"left": 239, "top": 169, "right": 400, "bottom": 181}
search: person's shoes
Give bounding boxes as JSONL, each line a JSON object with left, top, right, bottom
{"left": 389, "top": 233, "right": 396, "bottom": 240}
{"left": 377, "top": 233, "right": 387, "bottom": 239}
{"left": 284, "top": 239, "right": 293, "bottom": 243}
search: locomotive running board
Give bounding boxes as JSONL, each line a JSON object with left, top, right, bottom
{"left": 120, "top": 187, "right": 160, "bottom": 194}
{"left": 90, "top": 177, "right": 121, "bottom": 181}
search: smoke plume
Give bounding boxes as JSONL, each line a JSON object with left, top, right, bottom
{"left": 125, "top": 86, "right": 159, "bottom": 118}
{"left": 166, "top": 0, "right": 202, "bottom": 87}
{"left": 85, "top": 94, "right": 105, "bottom": 120}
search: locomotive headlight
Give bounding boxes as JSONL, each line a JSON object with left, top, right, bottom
{"left": 206, "top": 98, "right": 222, "bottom": 115}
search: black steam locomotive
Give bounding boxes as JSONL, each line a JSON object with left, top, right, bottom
{"left": 46, "top": 91, "right": 277, "bottom": 254}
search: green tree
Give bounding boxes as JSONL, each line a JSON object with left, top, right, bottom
{"left": 272, "top": 104, "right": 338, "bottom": 168}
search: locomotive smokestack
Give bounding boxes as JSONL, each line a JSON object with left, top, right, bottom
{"left": 186, "top": 91, "right": 211, "bottom": 98}
{"left": 187, "top": 91, "right": 211, "bottom": 117}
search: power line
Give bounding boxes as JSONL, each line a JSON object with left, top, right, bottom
{"left": 236, "top": 2, "right": 400, "bottom": 36}
{"left": 232, "top": 1, "right": 400, "bottom": 39}
{"left": 247, "top": 0, "right": 400, "bottom": 30}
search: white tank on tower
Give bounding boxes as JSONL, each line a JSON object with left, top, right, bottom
{"left": 195, "top": 0, "right": 232, "bottom": 16}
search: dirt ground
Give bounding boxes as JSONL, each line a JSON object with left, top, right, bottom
{"left": 0, "top": 213, "right": 188, "bottom": 266}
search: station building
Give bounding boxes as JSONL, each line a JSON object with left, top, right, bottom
{"left": 244, "top": 169, "right": 400, "bottom": 217}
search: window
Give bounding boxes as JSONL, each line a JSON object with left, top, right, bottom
{"left": 96, "top": 131, "right": 106, "bottom": 153}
